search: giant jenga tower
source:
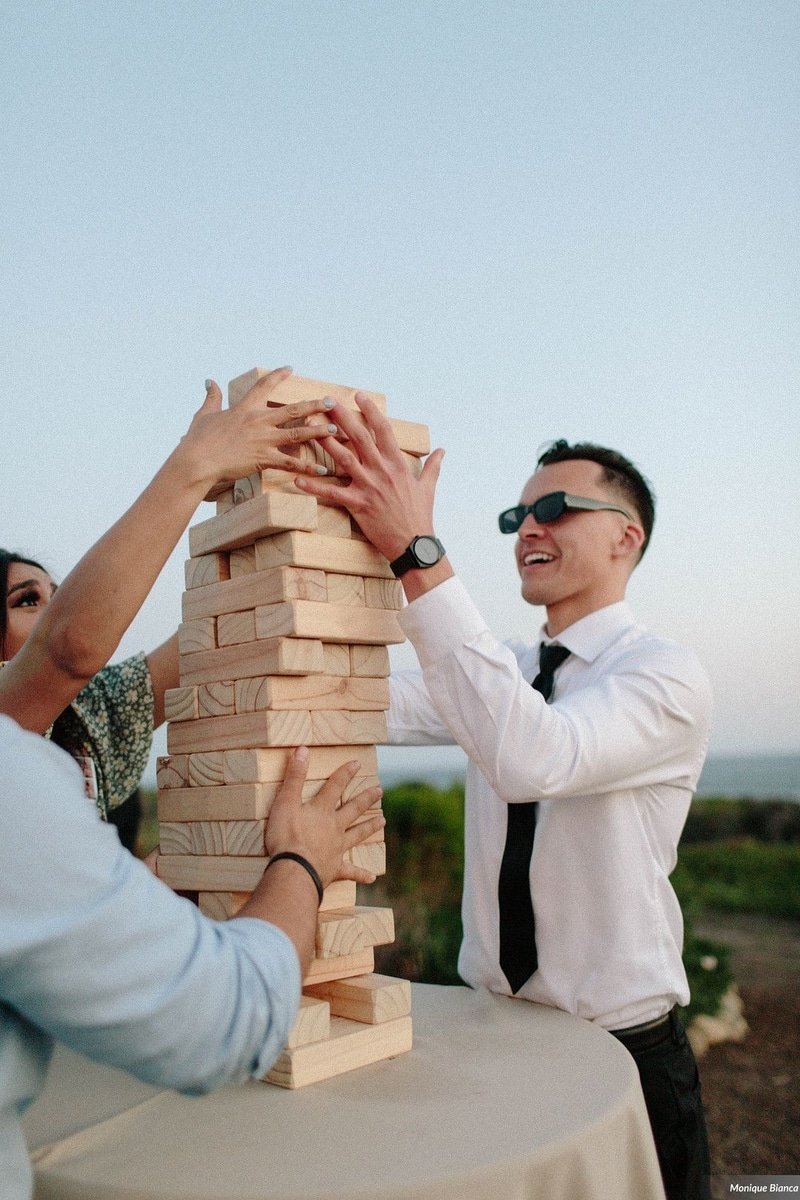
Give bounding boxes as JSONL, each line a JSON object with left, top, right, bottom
{"left": 155, "top": 371, "right": 428, "bottom": 1087}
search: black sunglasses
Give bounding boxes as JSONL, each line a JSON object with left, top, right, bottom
{"left": 498, "top": 491, "right": 635, "bottom": 534}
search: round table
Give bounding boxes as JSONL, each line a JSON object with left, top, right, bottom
{"left": 23, "top": 983, "right": 665, "bottom": 1200}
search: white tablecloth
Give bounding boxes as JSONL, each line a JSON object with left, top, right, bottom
{"left": 23, "top": 983, "right": 665, "bottom": 1200}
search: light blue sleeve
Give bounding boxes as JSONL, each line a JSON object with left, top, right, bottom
{"left": 0, "top": 717, "right": 300, "bottom": 1092}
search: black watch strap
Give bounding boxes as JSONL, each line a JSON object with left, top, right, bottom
{"left": 390, "top": 535, "right": 446, "bottom": 577}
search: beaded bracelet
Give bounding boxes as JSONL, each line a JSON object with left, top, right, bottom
{"left": 265, "top": 851, "right": 324, "bottom": 906}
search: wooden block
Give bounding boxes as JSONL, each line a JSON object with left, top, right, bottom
{"left": 254, "top": 600, "right": 403, "bottom": 646}
{"left": 158, "top": 820, "right": 264, "bottom": 856}
{"left": 326, "top": 573, "right": 365, "bottom": 606}
{"left": 286, "top": 996, "right": 330, "bottom": 1050}
{"left": 178, "top": 618, "right": 216, "bottom": 655}
{"left": 156, "top": 754, "right": 190, "bottom": 789}
{"left": 228, "top": 370, "right": 387, "bottom": 414}
{"left": 179, "top": 638, "right": 325, "bottom": 685}
{"left": 157, "top": 782, "right": 277, "bottom": 822}
{"left": 189, "top": 492, "right": 318, "bottom": 557}
{"left": 163, "top": 687, "right": 199, "bottom": 723}
{"left": 315, "top": 506, "right": 353, "bottom": 538}
{"left": 303, "top": 948, "right": 374, "bottom": 986}
{"left": 364, "top": 577, "right": 404, "bottom": 611}
{"left": 182, "top": 566, "right": 327, "bottom": 622}
{"left": 157, "top": 855, "right": 266, "bottom": 891}
{"left": 322, "top": 643, "right": 350, "bottom": 676}
{"left": 254, "top": 531, "right": 392, "bottom": 579}
{"left": 390, "top": 418, "right": 429, "bottom": 456}
{"left": 157, "top": 822, "right": 195, "bottom": 854}
{"left": 167, "top": 709, "right": 313, "bottom": 754}
{"left": 234, "top": 675, "right": 389, "bottom": 713}
{"left": 350, "top": 644, "right": 391, "bottom": 677}
{"left": 346, "top": 842, "right": 386, "bottom": 876}
{"left": 310, "top": 709, "right": 388, "bottom": 746}
{"left": 215, "top": 488, "right": 235, "bottom": 512}
{"left": 184, "top": 553, "right": 230, "bottom": 590}
{"left": 304, "top": 974, "right": 411, "bottom": 1024}
{"left": 222, "top": 744, "right": 378, "bottom": 784}
{"left": 320, "top": 880, "right": 357, "bottom": 911}
{"left": 264, "top": 1014, "right": 412, "bottom": 1089}
{"left": 316, "top": 907, "right": 395, "bottom": 958}
{"left": 198, "top": 891, "right": 249, "bottom": 919}
{"left": 216, "top": 610, "right": 256, "bottom": 646}
{"left": 188, "top": 752, "right": 225, "bottom": 787}
{"left": 229, "top": 545, "right": 256, "bottom": 576}
{"left": 197, "top": 681, "right": 236, "bottom": 718}
{"left": 224, "top": 820, "right": 265, "bottom": 855}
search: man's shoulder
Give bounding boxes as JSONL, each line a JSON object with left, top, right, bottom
{"left": 607, "top": 623, "right": 711, "bottom": 690}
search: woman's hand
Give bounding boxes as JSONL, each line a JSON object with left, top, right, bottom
{"left": 265, "top": 746, "right": 385, "bottom": 888}
{"left": 176, "top": 368, "right": 341, "bottom": 493}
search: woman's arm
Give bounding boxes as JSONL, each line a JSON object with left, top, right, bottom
{"left": 0, "top": 370, "right": 335, "bottom": 733}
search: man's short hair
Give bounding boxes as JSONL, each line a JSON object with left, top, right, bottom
{"left": 536, "top": 440, "right": 655, "bottom": 558}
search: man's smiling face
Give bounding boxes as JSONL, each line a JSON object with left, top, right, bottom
{"left": 514, "top": 459, "right": 641, "bottom": 633}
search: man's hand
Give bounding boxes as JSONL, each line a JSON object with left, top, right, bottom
{"left": 265, "top": 747, "right": 385, "bottom": 888}
{"left": 175, "top": 368, "right": 341, "bottom": 493}
{"left": 294, "top": 393, "right": 446, "bottom": 564}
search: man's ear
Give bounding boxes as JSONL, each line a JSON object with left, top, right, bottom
{"left": 613, "top": 521, "right": 646, "bottom": 565}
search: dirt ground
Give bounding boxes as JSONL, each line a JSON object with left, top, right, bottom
{"left": 693, "top": 911, "right": 800, "bottom": 1183}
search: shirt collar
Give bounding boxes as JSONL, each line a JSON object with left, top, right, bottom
{"left": 538, "top": 601, "right": 637, "bottom": 665}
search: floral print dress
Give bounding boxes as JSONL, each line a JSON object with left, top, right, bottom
{"left": 0, "top": 652, "right": 154, "bottom": 820}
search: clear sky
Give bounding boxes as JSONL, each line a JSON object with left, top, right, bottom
{"left": 2, "top": 1, "right": 798, "bottom": 768}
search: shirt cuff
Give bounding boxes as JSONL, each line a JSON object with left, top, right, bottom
{"left": 398, "top": 576, "right": 489, "bottom": 669}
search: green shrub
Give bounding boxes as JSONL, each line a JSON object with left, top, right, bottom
{"left": 672, "top": 841, "right": 800, "bottom": 920}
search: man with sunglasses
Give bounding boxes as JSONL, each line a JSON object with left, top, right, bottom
{"left": 298, "top": 402, "right": 713, "bottom": 1200}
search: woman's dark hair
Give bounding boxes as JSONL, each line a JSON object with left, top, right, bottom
{"left": 0, "top": 549, "right": 50, "bottom": 659}
{"left": 536, "top": 440, "right": 656, "bottom": 558}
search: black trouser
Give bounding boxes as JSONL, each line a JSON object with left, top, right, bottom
{"left": 612, "top": 1008, "right": 711, "bottom": 1200}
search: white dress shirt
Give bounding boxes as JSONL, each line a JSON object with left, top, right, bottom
{"left": 0, "top": 716, "right": 300, "bottom": 1200}
{"left": 388, "top": 577, "right": 712, "bottom": 1031}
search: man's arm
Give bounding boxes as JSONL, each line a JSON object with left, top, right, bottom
{"left": 295, "top": 398, "right": 712, "bottom": 799}
{"left": 0, "top": 727, "right": 383, "bottom": 1090}
{"left": 0, "top": 370, "right": 339, "bottom": 735}
{"left": 399, "top": 578, "right": 713, "bottom": 800}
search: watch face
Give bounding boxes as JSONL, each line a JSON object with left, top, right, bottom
{"left": 413, "top": 536, "right": 442, "bottom": 565}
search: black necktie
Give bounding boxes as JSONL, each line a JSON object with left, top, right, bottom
{"left": 498, "top": 643, "right": 571, "bottom": 994}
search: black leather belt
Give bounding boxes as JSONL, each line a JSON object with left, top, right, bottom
{"left": 610, "top": 1006, "right": 678, "bottom": 1052}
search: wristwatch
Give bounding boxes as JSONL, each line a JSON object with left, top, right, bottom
{"left": 389, "top": 535, "right": 447, "bottom": 577}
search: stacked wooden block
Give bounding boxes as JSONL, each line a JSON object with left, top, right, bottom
{"left": 155, "top": 371, "right": 427, "bottom": 1087}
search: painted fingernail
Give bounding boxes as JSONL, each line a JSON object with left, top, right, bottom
{"left": 204, "top": 379, "right": 213, "bottom": 391}
{"left": 326, "top": 423, "right": 338, "bottom": 434}
{"left": 315, "top": 465, "right": 328, "bottom": 475}
{"left": 323, "top": 397, "right": 335, "bottom": 409}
